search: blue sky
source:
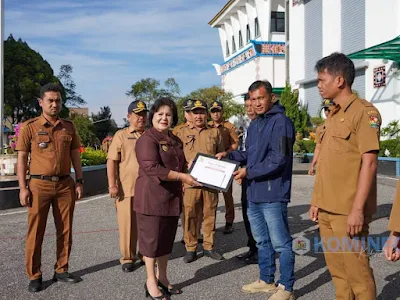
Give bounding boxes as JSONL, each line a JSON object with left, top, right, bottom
{"left": 5, "top": 0, "right": 227, "bottom": 125}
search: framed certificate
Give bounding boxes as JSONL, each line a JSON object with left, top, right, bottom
{"left": 188, "top": 153, "right": 240, "bottom": 192}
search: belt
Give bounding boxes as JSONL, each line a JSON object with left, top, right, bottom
{"left": 30, "top": 175, "right": 70, "bottom": 182}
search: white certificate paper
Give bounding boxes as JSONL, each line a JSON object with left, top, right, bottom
{"left": 189, "top": 153, "right": 239, "bottom": 192}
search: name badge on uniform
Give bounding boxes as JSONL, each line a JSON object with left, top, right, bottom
{"left": 38, "top": 131, "right": 48, "bottom": 135}
{"left": 127, "top": 137, "right": 137, "bottom": 140}
{"left": 39, "top": 142, "right": 48, "bottom": 148}
{"left": 160, "top": 140, "right": 168, "bottom": 151}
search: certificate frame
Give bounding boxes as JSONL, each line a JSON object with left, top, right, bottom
{"left": 188, "top": 153, "right": 240, "bottom": 193}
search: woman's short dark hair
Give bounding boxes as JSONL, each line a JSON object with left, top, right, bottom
{"left": 148, "top": 97, "right": 179, "bottom": 128}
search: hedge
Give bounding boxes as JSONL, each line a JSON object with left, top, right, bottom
{"left": 379, "top": 139, "right": 400, "bottom": 157}
{"left": 294, "top": 138, "right": 400, "bottom": 157}
{"left": 80, "top": 148, "right": 107, "bottom": 166}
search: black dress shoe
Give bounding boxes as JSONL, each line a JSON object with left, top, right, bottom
{"left": 203, "top": 249, "right": 225, "bottom": 260}
{"left": 28, "top": 277, "right": 43, "bottom": 293}
{"left": 223, "top": 223, "right": 233, "bottom": 234}
{"left": 144, "top": 283, "right": 170, "bottom": 300}
{"left": 122, "top": 263, "right": 134, "bottom": 273}
{"left": 157, "top": 280, "right": 182, "bottom": 295}
{"left": 52, "top": 272, "right": 80, "bottom": 283}
{"left": 244, "top": 252, "right": 258, "bottom": 264}
{"left": 183, "top": 251, "right": 197, "bottom": 263}
{"left": 237, "top": 249, "right": 257, "bottom": 261}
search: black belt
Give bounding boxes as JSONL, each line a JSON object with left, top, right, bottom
{"left": 30, "top": 175, "right": 70, "bottom": 182}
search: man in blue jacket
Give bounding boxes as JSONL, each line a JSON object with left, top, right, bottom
{"left": 217, "top": 80, "right": 295, "bottom": 300}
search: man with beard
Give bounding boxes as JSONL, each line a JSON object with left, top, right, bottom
{"left": 16, "top": 83, "right": 84, "bottom": 292}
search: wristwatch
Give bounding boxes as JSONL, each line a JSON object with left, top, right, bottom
{"left": 76, "top": 178, "right": 84, "bottom": 184}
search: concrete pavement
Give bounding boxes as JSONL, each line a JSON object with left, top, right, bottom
{"left": 0, "top": 175, "right": 399, "bottom": 300}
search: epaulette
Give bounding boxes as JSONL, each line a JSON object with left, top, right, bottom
{"left": 173, "top": 123, "right": 186, "bottom": 135}
{"left": 359, "top": 98, "right": 374, "bottom": 108}
{"left": 22, "top": 117, "right": 40, "bottom": 126}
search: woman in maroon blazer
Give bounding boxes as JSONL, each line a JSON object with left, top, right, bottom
{"left": 134, "top": 98, "right": 201, "bottom": 300}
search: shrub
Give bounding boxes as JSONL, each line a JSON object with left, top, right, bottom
{"left": 80, "top": 147, "right": 107, "bottom": 166}
{"left": 379, "top": 139, "right": 400, "bottom": 157}
{"left": 293, "top": 140, "right": 316, "bottom": 154}
{"left": 293, "top": 138, "right": 400, "bottom": 157}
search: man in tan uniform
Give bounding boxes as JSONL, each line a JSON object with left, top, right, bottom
{"left": 172, "top": 98, "right": 193, "bottom": 135}
{"left": 308, "top": 99, "right": 334, "bottom": 175}
{"left": 208, "top": 100, "right": 239, "bottom": 234}
{"left": 16, "top": 83, "right": 84, "bottom": 292}
{"left": 175, "top": 99, "right": 225, "bottom": 263}
{"left": 384, "top": 179, "right": 400, "bottom": 262}
{"left": 107, "top": 100, "right": 148, "bottom": 272}
{"left": 172, "top": 99, "right": 204, "bottom": 244}
{"left": 309, "top": 52, "right": 380, "bottom": 300}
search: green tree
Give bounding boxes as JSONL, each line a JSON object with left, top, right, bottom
{"left": 381, "top": 120, "right": 400, "bottom": 139}
{"left": 70, "top": 113, "right": 97, "bottom": 146}
{"left": 126, "top": 77, "right": 180, "bottom": 105}
{"left": 57, "top": 64, "right": 86, "bottom": 107}
{"left": 177, "top": 85, "right": 245, "bottom": 124}
{"left": 280, "top": 83, "right": 310, "bottom": 135}
{"left": 91, "top": 106, "right": 118, "bottom": 142}
{"left": 4, "top": 34, "right": 68, "bottom": 124}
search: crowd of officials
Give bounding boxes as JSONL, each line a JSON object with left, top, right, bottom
{"left": 16, "top": 52, "right": 400, "bottom": 300}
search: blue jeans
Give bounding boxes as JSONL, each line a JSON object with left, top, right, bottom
{"left": 247, "top": 201, "right": 295, "bottom": 292}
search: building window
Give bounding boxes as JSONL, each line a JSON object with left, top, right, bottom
{"left": 239, "top": 30, "right": 243, "bottom": 48}
{"left": 254, "top": 17, "right": 260, "bottom": 37}
{"left": 271, "top": 11, "right": 285, "bottom": 32}
{"left": 246, "top": 24, "right": 251, "bottom": 43}
{"left": 226, "top": 40, "right": 230, "bottom": 57}
{"left": 232, "top": 36, "right": 236, "bottom": 53}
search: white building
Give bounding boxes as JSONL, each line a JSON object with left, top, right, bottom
{"left": 289, "top": 0, "right": 400, "bottom": 126}
{"left": 209, "top": 0, "right": 288, "bottom": 103}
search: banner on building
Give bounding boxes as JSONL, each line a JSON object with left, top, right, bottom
{"left": 373, "top": 66, "right": 386, "bottom": 88}
{"left": 293, "top": 0, "right": 302, "bottom": 6}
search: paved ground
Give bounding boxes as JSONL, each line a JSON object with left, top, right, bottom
{"left": 0, "top": 174, "right": 399, "bottom": 300}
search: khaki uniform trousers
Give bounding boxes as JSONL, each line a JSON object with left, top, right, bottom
{"left": 318, "top": 210, "right": 376, "bottom": 300}
{"left": 115, "top": 197, "right": 138, "bottom": 264}
{"left": 184, "top": 188, "right": 218, "bottom": 251}
{"left": 222, "top": 184, "right": 234, "bottom": 224}
{"left": 26, "top": 177, "right": 76, "bottom": 280}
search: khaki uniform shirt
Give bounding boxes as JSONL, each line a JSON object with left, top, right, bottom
{"left": 315, "top": 124, "right": 325, "bottom": 145}
{"left": 107, "top": 128, "right": 143, "bottom": 199}
{"left": 311, "top": 94, "right": 381, "bottom": 216}
{"left": 388, "top": 179, "right": 400, "bottom": 232}
{"left": 175, "top": 123, "right": 225, "bottom": 188}
{"left": 172, "top": 121, "right": 190, "bottom": 136}
{"left": 208, "top": 120, "right": 239, "bottom": 152}
{"left": 16, "top": 115, "right": 81, "bottom": 176}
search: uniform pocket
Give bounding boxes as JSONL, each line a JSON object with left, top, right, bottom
{"left": 206, "top": 141, "right": 216, "bottom": 153}
{"left": 329, "top": 125, "right": 351, "bottom": 153}
{"left": 59, "top": 135, "right": 72, "bottom": 151}
{"left": 35, "top": 135, "right": 51, "bottom": 152}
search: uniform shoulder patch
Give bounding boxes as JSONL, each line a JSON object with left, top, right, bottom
{"left": 368, "top": 114, "right": 380, "bottom": 128}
